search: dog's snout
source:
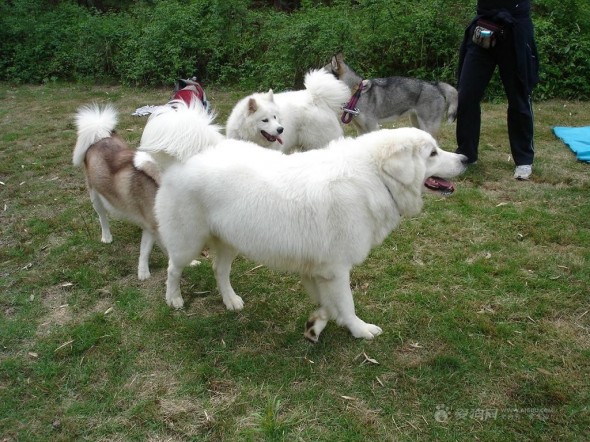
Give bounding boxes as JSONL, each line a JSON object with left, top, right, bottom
{"left": 277, "top": 127, "right": 284, "bottom": 134}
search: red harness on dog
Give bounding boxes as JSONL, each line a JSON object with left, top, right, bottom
{"left": 172, "top": 83, "right": 206, "bottom": 107}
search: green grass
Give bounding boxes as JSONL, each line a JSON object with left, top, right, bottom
{"left": 1, "top": 82, "right": 589, "bottom": 441}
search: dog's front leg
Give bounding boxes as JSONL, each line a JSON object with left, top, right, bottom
{"left": 314, "top": 271, "right": 382, "bottom": 340}
{"left": 211, "top": 241, "right": 243, "bottom": 311}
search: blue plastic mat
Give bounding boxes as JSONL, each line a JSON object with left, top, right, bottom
{"left": 552, "top": 126, "right": 590, "bottom": 163}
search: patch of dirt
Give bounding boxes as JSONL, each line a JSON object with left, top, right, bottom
{"left": 36, "top": 283, "right": 116, "bottom": 337}
{"left": 545, "top": 316, "right": 590, "bottom": 348}
{"left": 36, "top": 284, "right": 74, "bottom": 336}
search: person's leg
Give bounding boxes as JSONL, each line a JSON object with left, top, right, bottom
{"left": 497, "top": 32, "right": 535, "bottom": 167}
{"left": 456, "top": 38, "right": 497, "bottom": 163}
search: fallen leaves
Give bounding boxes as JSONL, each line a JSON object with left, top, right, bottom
{"left": 355, "top": 352, "right": 379, "bottom": 366}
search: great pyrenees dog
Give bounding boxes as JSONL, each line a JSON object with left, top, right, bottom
{"left": 73, "top": 101, "right": 223, "bottom": 280}
{"left": 225, "top": 69, "right": 350, "bottom": 153}
{"left": 156, "top": 128, "right": 467, "bottom": 342}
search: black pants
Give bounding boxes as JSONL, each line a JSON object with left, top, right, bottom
{"left": 456, "top": 27, "right": 535, "bottom": 166}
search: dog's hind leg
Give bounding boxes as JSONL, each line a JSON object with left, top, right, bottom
{"left": 166, "top": 259, "right": 185, "bottom": 309}
{"left": 89, "top": 189, "right": 112, "bottom": 243}
{"left": 414, "top": 107, "right": 442, "bottom": 136}
{"left": 304, "top": 306, "right": 329, "bottom": 343}
{"left": 416, "top": 118, "right": 440, "bottom": 137}
{"left": 210, "top": 240, "right": 243, "bottom": 311}
{"left": 409, "top": 112, "right": 421, "bottom": 130}
{"left": 315, "top": 270, "right": 382, "bottom": 340}
{"left": 302, "top": 275, "right": 320, "bottom": 305}
{"left": 137, "top": 229, "right": 155, "bottom": 280}
{"left": 165, "top": 235, "right": 206, "bottom": 309}
{"left": 302, "top": 275, "right": 329, "bottom": 343}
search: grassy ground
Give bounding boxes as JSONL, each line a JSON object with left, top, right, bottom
{"left": 1, "top": 82, "right": 589, "bottom": 441}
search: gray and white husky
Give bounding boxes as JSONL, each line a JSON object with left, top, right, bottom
{"left": 326, "top": 53, "right": 458, "bottom": 136}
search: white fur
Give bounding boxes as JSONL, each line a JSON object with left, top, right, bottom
{"left": 73, "top": 103, "right": 118, "bottom": 167}
{"left": 226, "top": 69, "right": 350, "bottom": 153}
{"left": 139, "top": 99, "right": 225, "bottom": 170}
{"left": 155, "top": 127, "right": 467, "bottom": 341}
{"left": 133, "top": 151, "right": 158, "bottom": 171}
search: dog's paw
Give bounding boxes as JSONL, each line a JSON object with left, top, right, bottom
{"left": 363, "top": 323, "right": 383, "bottom": 339}
{"left": 348, "top": 319, "right": 382, "bottom": 340}
{"left": 166, "top": 294, "right": 184, "bottom": 310}
{"left": 223, "top": 294, "right": 244, "bottom": 311}
{"left": 101, "top": 234, "right": 113, "bottom": 244}
{"left": 304, "top": 309, "right": 329, "bottom": 343}
{"left": 304, "top": 320, "right": 320, "bottom": 343}
{"left": 138, "top": 268, "right": 151, "bottom": 281}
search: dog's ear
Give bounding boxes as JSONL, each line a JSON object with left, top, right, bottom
{"left": 382, "top": 146, "right": 425, "bottom": 217}
{"left": 332, "top": 53, "right": 344, "bottom": 71}
{"left": 267, "top": 89, "right": 274, "bottom": 102}
{"left": 381, "top": 147, "right": 417, "bottom": 185}
{"left": 331, "top": 57, "right": 339, "bottom": 72}
{"left": 247, "top": 98, "right": 258, "bottom": 114}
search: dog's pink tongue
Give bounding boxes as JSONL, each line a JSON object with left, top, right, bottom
{"left": 276, "top": 136, "right": 283, "bottom": 145}
{"left": 425, "top": 176, "right": 455, "bottom": 193}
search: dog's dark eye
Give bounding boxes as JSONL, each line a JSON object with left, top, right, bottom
{"left": 430, "top": 150, "right": 438, "bottom": 157}
{"left": 262, "top": 118, "right": 269, "bottom": 123}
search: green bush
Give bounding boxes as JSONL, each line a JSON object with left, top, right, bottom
{"left": 0, "top": 0, "right": 589, "bottom": 99}
{"left": 534, "top": 0, "right": 590, "bottom": 99}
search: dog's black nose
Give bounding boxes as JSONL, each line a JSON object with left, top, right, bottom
{"left": 460, "top": 155, "right": 470, "bottom": 165}
{"left": 277, "top": 127, "right": 284, "bottom": 134}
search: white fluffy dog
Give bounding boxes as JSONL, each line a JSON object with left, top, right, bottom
{"left": 225, "top": 69, "right": 350, "bottom": 153}
{"left": 155, "top": 127, "right": 468, "bottom": 342}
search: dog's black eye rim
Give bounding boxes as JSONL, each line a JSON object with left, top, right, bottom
{"left": 262, "top": 118, "right": 269, "bottom": 123}
{"left": 430, "top": 150, "right": 438, "bottom": 157}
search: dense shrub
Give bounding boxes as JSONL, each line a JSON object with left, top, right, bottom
{"left": 0, "top": 0, "right": 589, "bottom": 99}
{"left": 0, "top": 1, "right": 127, "bottom": 83}
{"left": 534, "top": 0, "right": 590, "bottom": 99}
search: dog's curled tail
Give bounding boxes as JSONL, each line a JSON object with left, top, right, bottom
{"left": 73, "top": 103, "right": 118, "bottom": 167}
{"left": 305, "top": 68, "right": 351, "bottom": 112}
{"left": 139, "top": 100, "right": 224, "bottom": 170}
{"left": 439, "top": 82, "right": 458, "bottom": 124}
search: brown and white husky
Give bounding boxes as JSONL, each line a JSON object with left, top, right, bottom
{"left": 73, "top": 101, "right": 224, "bottom": 279}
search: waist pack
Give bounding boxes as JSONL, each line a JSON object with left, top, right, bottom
{"left": 472, "top": 19, "right": 504, "bottom": 49}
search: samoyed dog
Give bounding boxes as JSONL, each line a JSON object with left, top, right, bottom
{"left": 155, "top": 127, "right": 468, "bottom": 342}
{"left": 225, "top": 69, "right": 350, "bottom": 153}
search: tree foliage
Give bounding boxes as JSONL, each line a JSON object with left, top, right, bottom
{"left": 0, "top": 0, "right": 588, "bottom": 99}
